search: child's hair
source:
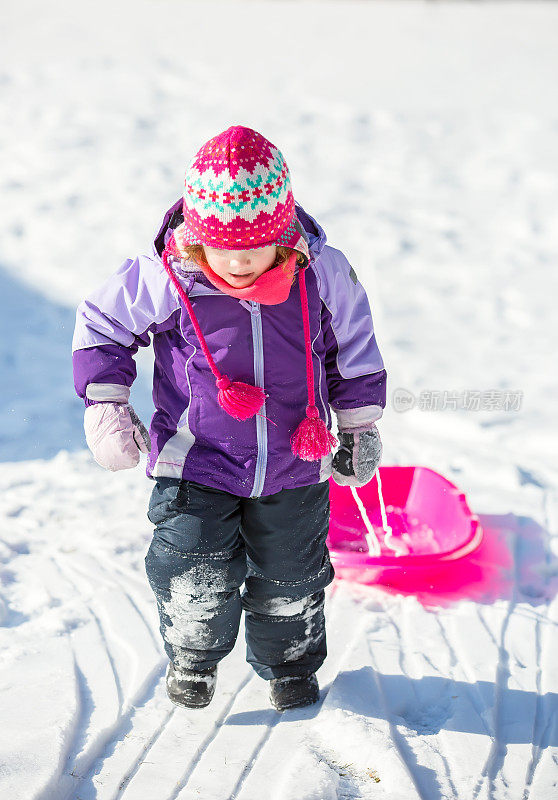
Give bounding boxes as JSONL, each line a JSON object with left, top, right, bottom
{"left": 181, "top": 244, "right": 306, "bottom": 278}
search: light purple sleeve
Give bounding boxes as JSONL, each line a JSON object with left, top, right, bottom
{"left": 312, "top": 245, "right": 387, "bottom": 427}
{"left": 72, "top": 255, "right": 180, "bottom": 405}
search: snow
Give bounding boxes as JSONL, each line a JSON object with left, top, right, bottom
{"left": 162, "top": 566, "right": 230, "bottom": 668}
{"left": 1, "top": 0, "right": 558, "bottom": 798}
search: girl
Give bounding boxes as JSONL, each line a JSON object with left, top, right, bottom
{"left": 72, "top": 126, "right": 387, "bottom": 711}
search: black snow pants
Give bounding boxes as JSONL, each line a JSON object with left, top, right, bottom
{"left": 145, "top": 477, "right": 335, "bottom": 680}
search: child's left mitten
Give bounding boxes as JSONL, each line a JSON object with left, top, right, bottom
{"left": 332, "top": 422, "right": 382, "bottom": 487}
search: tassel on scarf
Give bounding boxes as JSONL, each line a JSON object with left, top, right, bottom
{"left": 290, "top": 266, "right": 338, "bottom": 461}
{"left": 163, "top": 249, "right": 266, "bottom": 421}
{"left": 216, "top": 375, "right": 266, "bottom": 421}
{"left": 290, "top": 404, "right": 338, "bottom": 461}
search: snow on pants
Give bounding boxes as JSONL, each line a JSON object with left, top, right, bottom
{"left": 145, "top": 477, "right": 335, "bottom": 681}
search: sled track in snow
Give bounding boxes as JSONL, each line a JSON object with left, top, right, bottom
{"left": 47, "top": 553, "right": 368, "bottom": 800}
{"left": 112, "top": 583, "right": 361, "bottom": 800}
{"left": 22, "top": 483, "right": 558, "bottom": 800}
{"left": 50, "top": 551, "right": 167, "bottom": 799}
{"left": 521, "top": 487, "right": 557, "bottom": 800}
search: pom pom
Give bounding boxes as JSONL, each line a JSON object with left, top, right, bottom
{"left": 216, "top": 375, "right": 265, "bottom": 421}
{"left": 217, "top": 375, "right": 231, "bottom": 391}
{"left": 290, "top": 405, "right": 338, "bottom": 461}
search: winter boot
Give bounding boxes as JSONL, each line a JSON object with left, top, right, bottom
{"left": 165, "top": 662, "right": 217, "bottom": 709}
{"left": 269, "top": 673, "right": 320, "bottom": 711}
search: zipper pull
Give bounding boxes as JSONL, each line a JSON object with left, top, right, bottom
{"left": 250, "top": 301, "right": 261, "bottom": 316}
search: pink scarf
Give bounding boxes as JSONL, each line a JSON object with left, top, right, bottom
{"left": 197, "top": 251, "right": 298, "bottom": 305}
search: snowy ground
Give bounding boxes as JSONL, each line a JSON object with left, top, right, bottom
{"left": 1, "top": 1, "right": 558, "bottom": 798}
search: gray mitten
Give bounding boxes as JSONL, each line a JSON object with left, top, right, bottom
{"left": 332, "top": 423, "right": 382, "bottom": 487}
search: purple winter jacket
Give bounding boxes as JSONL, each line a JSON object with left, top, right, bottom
{"left": 72, "top": 199, "right": 387, "bottom": 498}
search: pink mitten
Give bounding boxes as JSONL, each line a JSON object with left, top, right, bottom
{"left": 84, "top": 402, "right": 151, "bottom": 471}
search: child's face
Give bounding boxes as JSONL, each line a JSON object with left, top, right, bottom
{"left": 202, "top": 245, "right": 277, "bottom": 288}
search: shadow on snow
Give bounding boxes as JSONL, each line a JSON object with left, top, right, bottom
{"left": 0, "top": 265, "right": 153, "bottom": 461}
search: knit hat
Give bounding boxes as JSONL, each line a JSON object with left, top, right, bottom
{"left": 171, "top": 125, "right": 309, "bottom": 260}
{"left": 161, "top": 126, "right": 336, "bottom": 463}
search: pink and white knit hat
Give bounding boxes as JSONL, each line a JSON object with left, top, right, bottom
{"left": 171, "top": 125, "right": 309, "bottom": 260}
{"left": 162, "top": 126, "right": 336, "bottom": 462}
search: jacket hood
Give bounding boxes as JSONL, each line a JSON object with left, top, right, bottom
{"left": 294, "top": 201, "right": 327, "bottom": 261}
{"left": 151, "top": 198, "right": 327, "bottom": 264}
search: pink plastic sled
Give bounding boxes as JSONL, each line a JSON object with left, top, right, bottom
{"left": 327, "top": 466, "right": 483, "bottom": 584}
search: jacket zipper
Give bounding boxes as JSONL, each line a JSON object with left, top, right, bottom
{"left": 249, "top": 301, "right": 267, "bottom": 498}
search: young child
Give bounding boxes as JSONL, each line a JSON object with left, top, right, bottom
{"left": 72, "top": 126, "right": 387, "bottom": 711}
